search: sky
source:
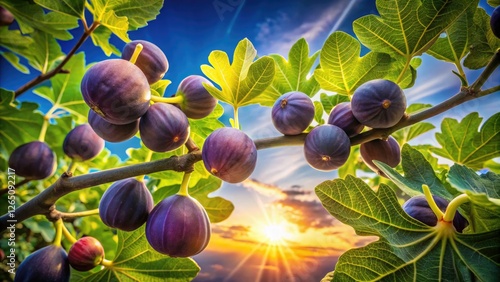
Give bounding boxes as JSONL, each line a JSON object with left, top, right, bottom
{"left": 1, "top": 0, "right": 499, "bottom": 281}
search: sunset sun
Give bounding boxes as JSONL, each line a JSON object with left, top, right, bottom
{"left": 261, "top": 223, "right": 290, "bottom": 244}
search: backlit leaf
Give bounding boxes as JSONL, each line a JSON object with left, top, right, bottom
{"left": 0, "top": 51, "right": 30, "bottom": 73}
{"left": 90, "top": 26, "right": 121, "bottom": 56}
{"left": 34, "top": 0, "right": 85, "bottom": 18}
{"left": 319, "top": 92, "right": 349, "bottom": 114}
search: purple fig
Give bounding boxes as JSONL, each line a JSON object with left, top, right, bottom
{"left": 271, "top": 91, "right": 315, "bottom": 135}
{"left": 99, "top": 178, "right": 153, "bottom": 231}
{"left": 88, "top": 109, "right": 139, "bottom": 142}
{"left": 146, "top": 194, "right": 211, "bottom": 257}
{"left": 360, "top": 136, "right": 400, "bottom": 177}
{"left": 121, "top": 40, "right": 169, "bottom": 84}
{"left": 14, "top": 245, "right": 69, "bottom": 282}
{"left": 176, "top": 75, "right": 217, "bottom": 119}
{"left": 8, "top": 141, "right": 56, "bottom": 180}
{"left": 0, "top": 6, "right": 14, "bottom": 26}
{"left": 491, "top": 6, "right": 500, "bottom": 39}
{"left": 139, "top": 103, "right": 190, "bottom": 152}
{"left": 63, "top": 124, "right": 104, "bottom": 161}
{"left": 327, "top": 102, "right": 364, "bottom": 137}
{"left": 81, "top": 59, "right": 150, "bottom": 125}
{"left": 351, "top": 79, "right": 406, "bottom": 128}
{"left": 68, "top": 236, "right": 105, "bottom": 271}
{"left": 304, "top": 125, "right": 350, "bottom": 171}
{"left": 202, "top": 127, "right": 257, "bottom": 183}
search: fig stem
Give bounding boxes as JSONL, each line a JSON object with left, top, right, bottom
{"left": 422, "top": 185, "right": 444, "bottom": 221}
{"left": 38, "top": 119, "right": 49, "bottom": 142}
{"left": 478, "top": 85, "right": 500, "bottom": 97}
{"left": 443, "top": 194, "right": 470, "bottom": 222}
{"left": 129, "top": 43, "right": 144, "bottom": 65}
{"left": 233, "top": 107, "right": 240, "bottom": 129}
{"left": 67, "top": 160, "right": 77, "bottom": 175}
{"left": 150, "top": 95, "right": 184, "bottom": 104}
{"left": 53, "top": 219, "right": 64, "bottom": 247}
{"left": 101, "top": 258, "right": 113, "bottom": 268}
{"left": 61, "top": 222, "right": 77, "bottom": 244}
{"left": 178, "top": 172, "right": 192, "bottom": 196}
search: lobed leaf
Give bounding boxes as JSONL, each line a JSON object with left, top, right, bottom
{"left": 464, "top": 8, "right": 500, "bottom": 69}
{"left": 34, "top": 0, "right": 85, "bottom": 18}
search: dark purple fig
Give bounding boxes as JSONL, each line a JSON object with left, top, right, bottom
{"left": 88, "top": 109, "right": 139, "bottom": 143}
{"left": 139, "top": 103, "right": 190, "bottom": 152}
{"left": 271, "top": 91, "right": 315, "bottom": 135}
{"left": 99, "top": 178, "right": 153, "bottom": 231}
{"left": 121, "top": 40, "right": 169, "bottom": 84}
{"left": 202, "top": 127, "right": 257, "bottom": 183}
{"left": 402, "top": 195, "right": 468, "bottom": 232}
{"left": 0, "top": 6, "right": 14, "bottom": 26}
{"left": 176, "top": 75, "right": 217, "bottom": 119}
{"left": 351, "top": 79, "right": 406, "bottom": 128}
{"left": 8, "top": 141, "right": 56, "bottom": 180}
{"left": 146, "top": 194, "right": 211, "bottom": 257}
{"left": 68, "top": 236, "right": 105, "bottom": 271}
{"left": 360, "top": 136, "right": 400, "bottom": 177}
{"left": 63, "top": 124, "right": 104, "bottom": 161}
{"left": 491, "top": 6, "right": 500, "bottom": 39}
{"left": 304, "top": 125, "right": 351, "bottom": 171}
{"left": 14, "top": 245, "right": 69, "bottom": 282}
{"left": 81, "top": 59, "right": 150, "bottom": 125}
{"left": 327, "top": 102, "right": 364, "bottom": 137}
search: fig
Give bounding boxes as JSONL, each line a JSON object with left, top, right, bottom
{"left": 304, "top": 125, "right": 351, "bottom": 171}
{"left": 146, "top": 194, "right": 211, "bottom": 257}
{"left": 99, "top": 178, "right": 153, "bottom": 231}
{"left": 63, "top": 124, "right": 104, "bottom": 161}
{"left": 0, "top": 6, "right": 14, "bottom": 26}
{"left": 81, "top": 59, "right": 151, "bottom": 125}
{"left": 271, "top": 91, "right": 315, "bottom": 135}
{"left": 327, "top": 102, "right": 364, "bottom": 137}
{"left": 68, "top": 236, "right": 105, "bottom": 271}
{"left": 351, "top": 79, "right": 406, "bottom": 128}
{"left": 176, "top": 75, "right": 217, "bottom": 119}
{"left": 88, "top": 109, "right": 139, "bottom": 142}
{"left": 14, "top": 245, "right": 70, "bottom": 282}
{"left": 139, "top": 103, "right": 190, "bottom": 152}
{"left": 402, "top": 195, "right": 468, "bottom": 232}
{"left": 492, "top": 6, "right": 500, "bottom": 39}
{"left": 8, "top": 141, "right": 56, "bottom": 180}
{"left": 202, "top": 127, "right": 257, "bottom": 183}
{"left": 121, "top": 40, "right": 169, "bottom": 84}
{"left": 359, "top": 136, "right": 400, "bottom": 177}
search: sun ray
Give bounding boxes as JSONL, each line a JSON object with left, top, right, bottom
{"left": 256, "top": 243, "right": 272, "bottom": 282}
{"left": 223, "top": 241, "right": 265, "bottom": 282}
{"left": 277, "top": 244, "right": 296, "bottom": 282}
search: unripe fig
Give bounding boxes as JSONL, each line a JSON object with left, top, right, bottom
{"left": 88, "top": 109, "right": 139, "bottom": 142}
{"left": 271, "top": 91, "right": 315, "bottom": 135}
{"left": 99, "top": 178, "right": 153, "bottom": 231}
{"left": 176, "top": 75, "right": 217, "bottom": 119}
{"left": 14, "top": 245, "right": 70, "bottom": 282}
{"left": 68, "top": 236, "right": 105, "bottom": 271}
{"left": 8, "top": 141, "right": 56, "bottom": 180}
{"left": 491, "top": 6, "right": 500, "bottom": 39}
{"left": 0, "top": 6, "right": 14, "bottom": 26}
{"left": 121, "top": 40, "right": 169, "bottom": 84}
{"left": 360, "top": 136, "right": 400, "bottom": 177}
{"left": 327, "top": 102, "right": 364, "bottom": 137}
{"left": 81, "top": 59, "right": 151, "bottom": 125}
{"left": 139, "top": 103, "right": 190, "bottom": 152}
{"left": 63, "top": 124, "right": 104, "bottom": 161}
{"left": 202, "top": 127, "right": 257, "bottom": 183}
{"left": 402, "top": 195, "right": 468, "bottom": 232}
{"left": 351, "top": 79, "right": 406, "bottom": 128}
{"left": 304, "top": 125, "right": 350, "bottom": 171}
{"left": 146, "top": 194, "right": 211, "bottom": 257}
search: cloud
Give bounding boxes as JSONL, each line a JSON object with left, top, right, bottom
{"left": 274, "top": 197, "right": 336, "bottom": 232}
{"left": 212, "top": 224, "right": 252, "bottom": 239}
{"left": 241, "top": 178, "right": 288, "bottom": 199}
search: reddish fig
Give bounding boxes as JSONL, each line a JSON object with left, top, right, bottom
{"left": 360, "top": 136, "right": 400, "bottom": 177}
{"left": 304, "top": 125, "right": 350, "bottom": 171}
{"left": 68, "top": 236, "right": 105, "bottom": 271}
{"left": 271, "top": 91, "right": 314, "bottom": 135}
{"left": 176, "top": 75, "right": 217, "bottom": 119}
{"left": 0, "top": 6, "right": 14, "bottom": 26}
{"left": 122, "top": 40, "right": 169, "bottom": 84}
{"left": 63, "top": 124, "right": 104, "bottom": 161}
{"left": 88, "top": 109, "right": 139, "bottom": 142}
{"left": 8, "top": 141, "right": 56, "bottom": 180}
{"left": 327, "top": 102, "right": 364, "bottom": 137}
{"left": 14, "top": 245, "right": 69, "bottom": 282}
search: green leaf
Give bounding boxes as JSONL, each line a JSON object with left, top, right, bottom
{"left": 464, "top": 8, "right": 500, "bottom": 69}
{"left": 258, "top": 38, "right": 319, "bottom": 106}
{"left": 313, "top": 101, "right": 324, "bottom": 125}
{"left": 314, "top": 31, "right": 392, "bottom": 96}
{"left": 71, "top": 226, "right": 200, "bottom": 282}
{"left": 384, "top": 57, "right": 422, "bottom": 89}
{"left": 90, "top": 26, "right": 121, "bottom": 56}
{"left": 28, "top": 30, "right": 65, "bottom": 73}
{"left": 338, "top": 147, "right": 361, "bottom": 178}
{"left": 34, "top": 0, "right": 85, "bottom": 18}
{"left": 484, "top": 159, "right": 500, "bottom": 173}
{"left": 319, "top": 92, "right": 349, "bottom": 114}
{"left": 201, "top": 38, "right": 275, "bottom": 108}
{"left": 0, "top": 51, "right": 30, "bottom": 73}
{"left": 150, "top": 79, "right": 172, "bottom": 97}
{"left": 430, "top": 112, "right": 500, "bottom": 169}
{"left": 392, "top": 103, "right": 435, "bottom": 144}
{"left": 488, "top": 0, "right": 500, "bottom": 7}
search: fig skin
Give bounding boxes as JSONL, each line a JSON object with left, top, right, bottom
{"left": 81, "top": 59, "right": 151, "bottom": 125}
{"left": 0, "top": 6, "right": 14, "bottom": 26}
{"left": 99, "top": 178, "right": 154, "bottom": 231}
{"left": 351, "top": 79, "right": 406, "bottom": 128}
{"left": 176, "top": 75, "right": 217, "bottom": 119}
{"left": 202, "top": 127, "right": 257, "bottom": 183}
{"left": 121, "top": 40, "right": 169, "bottom": 84}
{"left": 146, "top": 194, "right": 211, "bottom": 257}
{"left": 63, "top": 124, "right": 105, "bottom": 161}
{"left": 304, "top": 124, "right": 351, "bottom": 171}
{"left": 491, "top": 6, "right": 500, "bottom": 39}
{"left": 68, "top": 236, "right": 105, "bottom": 271}
{"left": 139, "top": 103, "right": 190, "bottom": 152}
{"left": 271, "top": 91, "right": 315, "bottom": 135}
{"left": 88, "top": 109, "right": 139, "bottom": 143}
{"left": 327, "top": 102, "right": 364, "bottom": 137}
{"left": 14, "top": 245, "right": 70, "bottom": 282}
{"left": 360, "top": 136, "right": 401, "bottom": 177}
{"left": 402, "top": 195, "right": 468, "bottom": 232}
{"left": 8, "top": 141, "right": 56, "bottom": 180}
